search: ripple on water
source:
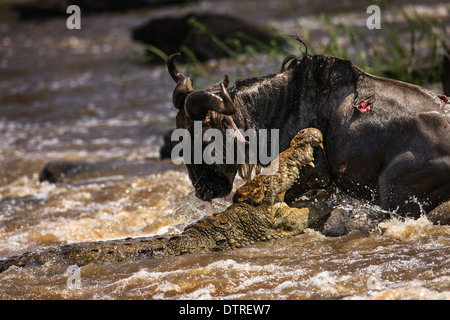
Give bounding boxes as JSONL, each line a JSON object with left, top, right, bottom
{"left": 1, "top": 2, "right": 449, "bottom": 300}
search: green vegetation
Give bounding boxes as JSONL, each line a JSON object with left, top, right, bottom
{"left": 145, "top": 4, "right": 448, "bottom": 86}
{"left": 314, "top": 6, "right": 449, "bottom": 85}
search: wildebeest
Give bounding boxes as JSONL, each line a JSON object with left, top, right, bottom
{"left": 2, "top": 48, "right": 449, "bottom": 273}
{"left": 167, "top": 51, "right": 450, "bottom": 218}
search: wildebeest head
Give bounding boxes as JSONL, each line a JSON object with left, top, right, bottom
{"left": 167, "top": 53, "right": 243, "bottom": 201}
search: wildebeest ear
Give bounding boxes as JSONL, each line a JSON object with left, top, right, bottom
{"left": 209, "top": 75, "right": 230, "bottom": 92}
{"left": 173, "top": 77, "right": 194, "bottom": 109}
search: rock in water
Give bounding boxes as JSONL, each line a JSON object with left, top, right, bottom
{"left": 132, "top": 13, "right": 286, "bottom": 62}
{"left": 39, "top": 161, "right": 98, "bottom": 183}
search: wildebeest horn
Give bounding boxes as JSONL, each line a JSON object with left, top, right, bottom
{"left": 167, "top": 53, "right": 193, "bottom": 109}
{"left": 184, "top": 75, "right": 237, "bottom": 121}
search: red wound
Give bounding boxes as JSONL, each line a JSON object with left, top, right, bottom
{"left": 356, "top": 98, "right": 371, "bottom": 113}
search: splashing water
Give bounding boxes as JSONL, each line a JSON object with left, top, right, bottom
{"left": 0, "top": 2, "right": 449, "bottom": 300}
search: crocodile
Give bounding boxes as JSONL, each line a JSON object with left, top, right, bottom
{"left": 2, "top": 49, "right": 449, "bottom": 272}
{"left": 0, "top": 128, "right": 338, "bottom": 272}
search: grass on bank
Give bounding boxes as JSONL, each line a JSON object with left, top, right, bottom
{"left": 144, "top": 4, "right": 449, "bottom": 87}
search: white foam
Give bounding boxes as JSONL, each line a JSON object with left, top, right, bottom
{"left": 378, "top": 215, "right": 438, "bottom": 240}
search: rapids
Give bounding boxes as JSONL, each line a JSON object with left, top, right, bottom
{"left": 0, "top": 0, "right": 449, "bottom": 300}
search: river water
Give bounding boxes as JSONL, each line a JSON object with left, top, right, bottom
{"left": 0, "top": 1, "right": 449, "bottom": 300}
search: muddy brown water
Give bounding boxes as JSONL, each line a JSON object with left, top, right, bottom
{"left": 0, "top": 1, "right": 449, "bottom": 300}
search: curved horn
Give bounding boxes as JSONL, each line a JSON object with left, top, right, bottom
{"left": 184, "top": 75, "right": 236, "bottom": 121}
{"left": 219, "top": 75, "right": 235, "bottom": 114}
{"left": 167, "top": 53, "right": 193, "bottom": 109}
{"left": 167, "top": 53, "right": 184, "bottom": 83}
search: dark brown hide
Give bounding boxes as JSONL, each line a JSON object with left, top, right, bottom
{"left": 168, "top": 53, "right": 450, "bottom": 216}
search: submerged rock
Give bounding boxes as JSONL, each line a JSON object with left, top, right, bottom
{"left": 39, "top": 161, "right": 98, "bottom": 183}
{"left": 132, "top": 13, "right": 286, "bottom": 62}
{"left": 321, "top": 206, "right": 389, "bottom": 237}
{"left": 159, "top": 128, "right": 177, "bottom": 160}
